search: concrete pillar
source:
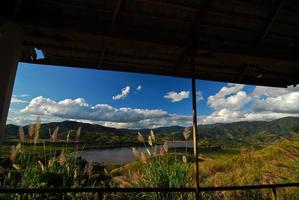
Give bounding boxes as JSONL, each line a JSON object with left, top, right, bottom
{"left": 0, "top": 22, "right": 23, "bottom": 143}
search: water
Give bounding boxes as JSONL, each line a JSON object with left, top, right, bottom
{"left": 79, "top": 141, "right": 192, "bottom": 164}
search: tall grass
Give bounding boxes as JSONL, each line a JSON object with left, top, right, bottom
{"left": 112, "top": 130, "right": 193, "bottom": 200}
{"left": 0, "top": 118, "right": 111, "bottom": 200}
{"left": 2, "top": 118, "right": 299, "bottom": 199}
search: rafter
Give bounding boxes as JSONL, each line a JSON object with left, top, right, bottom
{"left": 136, "top": 0, "right": 198, "bottom": 12}
{"left": 112, "top": 0, "right": 124, "bottom": 24}
{"left": 257, "top": 0, "right": 285, "bottom": 47}
{"left": 174, "top": 0, "right": 210, "bottom": 71}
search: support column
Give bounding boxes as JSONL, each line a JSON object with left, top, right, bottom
{"left": 0, "top": 22, "right": 23, "bottom": 143}
{"left": 191, "top": 57, "right": 200, "bottom": 199}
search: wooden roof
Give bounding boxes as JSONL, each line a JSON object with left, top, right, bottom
{"left": 2, "top": 0, "right": 299, "bottom": 87}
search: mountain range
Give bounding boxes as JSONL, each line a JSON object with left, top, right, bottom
{"left": 5, "top": 117, "right": 299, "bottom": 146}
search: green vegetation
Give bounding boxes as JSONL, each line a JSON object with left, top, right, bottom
{"left": 110, "top": 130, "right": 193, "bottom": 200}
{"left": 0, "top": 118, "right": 112, "bottom": 200}
{"left": 199, "top": 139, "right": 299, "bottom": 199}
{"left": 5, "top": 117, "right": 299, "bottom": 149}
{"left": 1, "top": 117, "right": 299, "bottom": 199}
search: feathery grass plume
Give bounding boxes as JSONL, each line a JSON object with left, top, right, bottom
{"left": 93, "top": 193, "right": 99, "bottom": 200}
{"left": 130, "top": 171, "right": 141, "bottom": 185}
{"left": 18, "top": 127, "right": 25, "bottom": 143}
{"left": 132, "top": 147, "right": 140, "bottom": 158}
{"left": 159, "top": 146, "right": 165, "bottom": 156}
{"left": 59, "top": 149, "right": 65, "bottom": 166}
{"left": 85, "top": 162, "right": 93, "bottom": 177}
{"left": 51, "top": 126, "right": 59, "bottom": 142}
{"left": 146, "top": 148, "right": 151, "bottom": 156}
{"left": 137, "top": 132, "right": 144, "bottom": 143}
{"left": 28, "top": 124, "right": 34, "bottom": 139}
{"left": 48, "top": 158, "right": 55, "bottom": 168}
{"left": 34, "top": 117, "right": 41, "bottom": 144}
{"left": 38, "top": 160, "right": 45, "bottom": 172}
{"left": 76, "top": 127, "right": 81, "bottom": 143}
{"left": 10, "top": 143, "right": 21, "bottom": 162}
{"left": 262, "top": 171, "right": 283, "bottom": 184}
{"left": 150, "top": 130, "right": 155, "bottom": 143}
{"left": 140, "top": 152, "right": 147, "bottom": 164}
{"left": 12, "top": 163, "right": 21, "bottom": 170}
{"left": 279, "top": 147, "right": 299, "bottom": 160}
{"left": 183, "top": 127, "right": 191, "bottom": 140}
{"left": 74, "top": 169, "right": 78, "bottom": 179}
{"left": 148, "top": 135, "right": 153, "bottom": 147}
{"left": 113, "top": 176, "right": 132, "bottom": 188}
{"left": 163, "top": 141, "right": 168, "bottom": 153}
{"left": 182, "top": 155, "right": 187, "bottom": 164}
{"left": 66, "top": 130, "right": 71, "bottom": 143}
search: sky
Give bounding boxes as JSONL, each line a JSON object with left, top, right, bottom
{"left": 7, "top": 62, "right": 299, "bottom": 129}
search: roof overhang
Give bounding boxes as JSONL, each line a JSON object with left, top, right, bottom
{"left": 1, "top": 0, "right": 299, "bottom": 87}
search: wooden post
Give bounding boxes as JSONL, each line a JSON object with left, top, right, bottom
{"left": 0, "top": 22, "right": 23, "bottom": 143}
{"left": 191, "top": 57, "right": 200, "bottom": 199}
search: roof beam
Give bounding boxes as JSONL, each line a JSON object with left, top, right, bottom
{"left": 174, "top": 0, "right": 210, "bottom": 70}
{"left": 20, "top": 11, "right": 299, "bottom": 61}
{"left": 12, "top": 0, "right": 22, "bottom": 20}
{"left": 136, "top": 0, "right": 198, "bottom": 12}
{"left": 112, "top": 0, "right": 124, "bottom": 24}
{"left": 21, "top": 57, "right": 295, "bottom": 87}
{"left": 257, "top": 0, "right": 285, "bottom": 47}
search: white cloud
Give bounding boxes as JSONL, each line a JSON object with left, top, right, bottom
{"left": 10, "top": 97, "right": 28, "bottom": 104}
{"left": 20, "top": 94, "right": 30, "bottom": 97}
{"left": 99, "top": 115, "right": 192, "bottom": 129}
{"left": 251, "top": 85, "right": 299, "bottom": 98}
{"left": 136, "top": 85, "right": 142, "bottom": 91}
{"left": 112, "top": 86, "right": 130, "bottom": 100}
{"left": 253, "top": 91, "right": 299, "bottom": 113}
{"left": 10, "top": 96, "right": 193, "bottom": 128}
{"left": 196, "top": 91, "right": 204, "bottom": 101}
{"left": 200, "top": 84, "right": 299, "bottom": 124}
{"left": 207, "top": 84, "right": 250, "bottom": 111}
{"left": 164, "top": 91, "right": 190, "bottom": 102}
{"left": 21, "top": 96, "right": 170, "bottom": 123}
{"left": 7, "top": 84, "right": 299, "bottom": 128}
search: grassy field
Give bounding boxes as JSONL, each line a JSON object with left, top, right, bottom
{"left": 1, "top": 120, "right": 299, "bottom": 199}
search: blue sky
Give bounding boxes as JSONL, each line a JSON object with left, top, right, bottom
{"left": 7, "top": 62, "right": 299, "bottom": 129}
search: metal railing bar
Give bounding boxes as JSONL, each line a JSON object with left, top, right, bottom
{"left": 0, "top": 187, "right": 196, "bottom": 194}
{"left": 0, "top": 182, "right": 298, "bottom": 194}
{"left": 198, "top": 182, "right": 299, "bottom": 191}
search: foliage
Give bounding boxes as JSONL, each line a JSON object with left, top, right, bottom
{"left": 199, "top": 139, "right": 299, "bottom": 200}
{"left": 111, "top": 130, "right": 193, "bottom": 200}
{"left": 0, "top": 118, "right": 112, "bottom": 200}
{"left": 2, "top": 118, "right": 299, "bottom": 199}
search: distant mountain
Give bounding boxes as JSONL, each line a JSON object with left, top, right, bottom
{"left": 4, "top": 117, "right": 299, "bottom": 145}
{"left": 197, "top": 117, "right": 299, "bottom": 141}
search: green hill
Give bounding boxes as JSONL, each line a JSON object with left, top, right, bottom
{"left": 4, "top": 117, "right": 299, "bottom": 147}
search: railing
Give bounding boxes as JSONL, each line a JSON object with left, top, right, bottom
{"left": 1, "top": 182, "right": 298, "bottom": 200}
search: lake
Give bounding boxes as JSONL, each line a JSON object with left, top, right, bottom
{"left": 79, "top": 141, "right": 192, "bottom": 164}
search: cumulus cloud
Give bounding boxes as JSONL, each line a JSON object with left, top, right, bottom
{"left": 7, "top": 84, "right": 299, "bottom": 128}
{"left": 99, "top": 114, "right": 192, "bottom": 129}
{"left": 164, "top": 91, "right": 189, "bottom": 102}
{"left": 207, "top": 84, "right": 250, "bottom": 111}
{"left": 13, "top": 96, "right": 194, "bottom": 128}
{"left": 10, "top": 97, "right": 28, "bottom": 104}
{"left": 200, "top": 83, "right": 299, "bottom": 124}
{"left": 112, "top": 86, "right": 130, "bottom": 100}
{"left": 253, "top": 91, "right": 299, "bottom": 113}
{"left": 251, "top": 85, "right": 299, "bottom": 114}
{"left": 21, "top": 96, "right": 169, "bottom": 123}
